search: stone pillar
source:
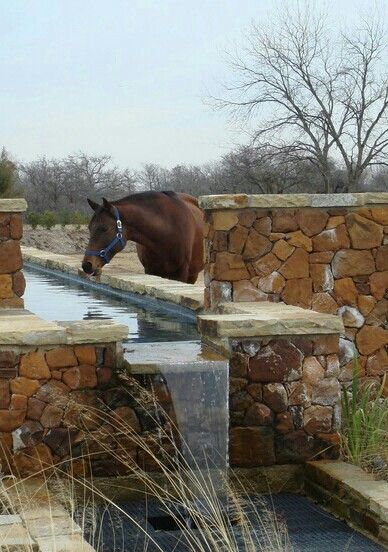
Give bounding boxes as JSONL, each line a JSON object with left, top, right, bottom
{"left": 0, "top": 199, "right": 27, "bottom": 308}
{"left": 199, "top": 193, "right": 388, "bottom": 393}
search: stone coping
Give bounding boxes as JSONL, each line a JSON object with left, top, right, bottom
{"left": 22, "top": 246, "right": 204, "bottom": 312}
{"left": 198, "top": 302, "right": 344, "bottom": 338}
{"left": 0, "top": 309, "right": 128, "bottom": 346}
{"left": 199, "top": 192, "right": 388, "bottom": 210}
{"left": 305, "top": 460, "right": 388, "bottom": 545}
{"left": 0, "top": 198, "right": 27, "bottom": 212}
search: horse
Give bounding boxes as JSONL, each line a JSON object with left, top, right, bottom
{"left": 82, "top": 191, "right": 204, "bottom": 284}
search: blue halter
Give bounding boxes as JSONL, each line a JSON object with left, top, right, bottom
{"left": 85, "top": 206, "right": 126, "bottom": 264}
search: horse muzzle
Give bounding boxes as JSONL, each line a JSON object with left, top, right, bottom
{"left": 82, "top": 260, "right": 94, "bottom": 274}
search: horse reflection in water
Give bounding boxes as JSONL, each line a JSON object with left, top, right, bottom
{"left": 82, "top": 191, "right": 204, "bottom": 284}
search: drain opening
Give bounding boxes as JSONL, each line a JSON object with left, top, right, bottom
{"left": 148, "top": 515, "right": 193, "bottom": 531}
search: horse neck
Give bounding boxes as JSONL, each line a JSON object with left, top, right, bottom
{"left": 116, "top": 202, "right": 161, "bottom": 252}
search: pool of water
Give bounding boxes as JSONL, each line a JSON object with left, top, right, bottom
{"left": 24, "top": 267, "right": 199, "bottom": 344}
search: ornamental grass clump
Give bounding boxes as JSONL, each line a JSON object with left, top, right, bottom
{"left": 341, "top": 359, "right": 388, "bottom": 479}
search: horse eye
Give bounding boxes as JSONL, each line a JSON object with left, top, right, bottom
{"left": 97, "top": 225, "right": 108, "bottom": 233}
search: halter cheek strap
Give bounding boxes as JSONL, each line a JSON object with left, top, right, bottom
{"left": 85, "top": 206, "right": 126, "bottom": 264}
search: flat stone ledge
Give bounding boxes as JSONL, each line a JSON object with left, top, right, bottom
{"left": 0, "top": 198, "right": 28, "bottom": 212}
{"left": 198, "top": 302, "right": 344, "bottom": 338}
{"left": 199, "top": 192, "right": 388, "bottom": 210}
{"left": 0, "top": 309, "right": 128, "bottom": 346}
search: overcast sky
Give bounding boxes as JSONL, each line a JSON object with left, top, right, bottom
{"left": 1, "top": 0, "right": 385, "bottom": 168}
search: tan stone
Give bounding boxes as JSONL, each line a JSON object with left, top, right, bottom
{"left": 12, "top": 271, "right": 26, "bottom": 297}
{"left": 262, "top": 383, "right": 288, "bottom": 412}
{"left": 358, "top": 295, "right": 376, "bottom": 316}
{"left": 113, "top": 406, "right": 141, "bottom": 433}
{"left": 370, "top": 271, "right": 388, "bottom": 300}
{"left": 376, "top": 245, "right": 388, "bottom": 271}
{"left": 310, "top": 251, "right": 335, "bottom": 264}
{"left": 252, "top": 252, "right": 281, "bottom": 277}
{"left": 356, "top": 325, "right": 388, "bottom": 355}
{"left": 369, "top": 207, "right": 388, "bottom": 226}
{"left": 45, "top": 346, "right": 77, "bottom": 369}
{"left": 250, "top": 340, "right": 303, "bottom": 383}
{"left": 272, "top": 211, "right": 298, "bottom": 233}
{"left": 253, "top": 216, "right": 271, "bottom": 236}
{"left": 310, "top": 264, "right": 334, "bottom": 292}
{"left": 19, "top": 351, "right": 51, "bottom": 379}
{"left": 0, "top": 380, "right": 10, "bottom": 409}
{"left": 312, "top": 378, "right": 340, "bottom": 406}
{"left": 269, "top": 232, "right": 286, "bottom": 241}
{"left": 312, "top": 225, "right": 350, "bottom": 252}
{"left": 327, "top": 216, "right": 345, "bottom": 229}
{"left": 297, "top": 209, "right": 329, "bottom": 237}
{"left": 0, "top": 431, "right": 12, "bottom": 473}
{"left": 0, "top": 275, "right": 13, "bottom": 299}
{"left": 244, "top": 403, "right": 273, "bottom": 426}
{"left": 13, "top": 443, "right": 53, "bottom": 476}
{"left": 287, "top": 231, "right": 313, "bottom": 252}
{"left": 27, "top": 398, "right": 46, "bottom": 420}
{"left": 233, "top": 280, "right": 267, "bottom": 302}
{"left": 230, "top": 427, "right": 275, "bottom": 467}
{"left": 332, "top": 250, "right": 375, "bottom": 278}
{"left": 238, "top": 210, "right": 256, "bottom": 228}
{"left": 0, "top": 240, "right": 22, "bottom": 274}
{"left": 288, "top": 381, "right": 311, "bottom": 406}
{"left": 272, "top": 239, "right": 295, "bottom": 261}
{"left": 74, "top": 345, "right": 96, "bottom": 366}
{"left": 279, "top": 249, "right": 309, "bottom": 279}
{"left": 212, "top": 211, "right": 238, "bottom": 231}
{"left": 243, "top": 229, "right": 272, "bottom": 260}
{"left": 210, "top": 280, "right": 232, "bottom": 307}
{"left": 213, "top": 231, "right": 228, "bottom": 251}
{"left": 0, "top": 296, "right": 24, "bottom": 308}
{"left": 256, "top": 272, "right": 285, "bottom": 294}
{"left": 346, "top": 213, "right": 383, "bottom": 249}
{"left": 213, "top": 252, "right": 250, "bottom": 280}
{"left": 366, "top": 348, "right": 388, "bottom": 376}
{"left": 41, "top": 404, "right": 63, "bottom": 428}
{"left": 302, "top": 356, "right": 325, "bottom": 384}
{"left": 229, "top": 225, "right": 249, "bottom": 254}
{"left": 276, "top": 412, "right": 294, "bottom": 433}
{"left": 334, "top": 278, "right": 359, "bottom": 306}
{"left": 326, "top": 354, "right": 340, "bottom": 377}
{"left": 304, "top": 406, "right": 333, "bottom": 434}
{"left": 10, "top": 214, "right": 23, "bottom": 239}
{"left": 311, "top": 293, "right": 338, "bottom": 314}
{"left": 10, "top": 377, "right": 40, "bottom": 397}
{"left": 62, "top": 365, "right": 97, "bottom": 389}
{"left": 282, "top": 278, "right": 313, "bottom": 308}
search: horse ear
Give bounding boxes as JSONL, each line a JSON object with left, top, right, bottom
{"left": 87, "top": 198, "right": 99, "bottom": 211}
{"left": 102, "top": 197, "right": 114, "bottom": 215}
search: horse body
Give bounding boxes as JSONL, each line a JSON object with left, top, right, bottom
{"left": 82, "top": 191, "right": 204, "bottom": 284}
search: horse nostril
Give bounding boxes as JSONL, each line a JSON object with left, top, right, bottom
{"left": 82, "top": 261, "right": 93, "bottom": 274}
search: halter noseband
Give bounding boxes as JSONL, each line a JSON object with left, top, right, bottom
{"left": 85, "top": 206, "right": 126, "bottom": 264}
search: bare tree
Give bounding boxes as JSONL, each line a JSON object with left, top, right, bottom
{"left": 219, "top": 6, "right": 388, "bottom": 192}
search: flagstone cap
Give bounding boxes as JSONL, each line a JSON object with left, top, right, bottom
{"left": 199, "top": 192, "right": 388, "bottom": 210}
{"left": 0, "top": 309, "right": 128, "bottom": 346}
{"left": 198, "top": 302, "right": 344, "bottom": 338}
{"left": 0, "top": 199, "right": 27, "bottom": 212}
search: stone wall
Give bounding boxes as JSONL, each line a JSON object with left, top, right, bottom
{"left": 0, "top": 343, "right": 174, "bottom": 477}
{"left": 0, "top": 199, "right": 27, "bottom": 308}
{"left": 200, "top": 193, "right": 388, "bottom": 392}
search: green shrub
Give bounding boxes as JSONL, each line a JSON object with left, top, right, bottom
{"left": 26, "top": 211, "right": 41, "bottom": 229}
{"left": 40, "top": 211, "right": 57, "bottom": 230}
{"left": 58, "top": 210, "right": 72, "bottom": 227}
{"left": 70, "top": 211, "right": 89, "bottom": 228}
{"left": 341, "top": 359, "right": 387, "bottom": 475}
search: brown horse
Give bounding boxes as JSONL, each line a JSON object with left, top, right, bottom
{"left": 82, "top": 191, "right": 204, "bottom": 284}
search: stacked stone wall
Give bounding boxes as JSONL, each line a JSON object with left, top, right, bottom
{"left": 204, "top": 203, "right": 388, "bottom": 393}
{"left": 0, "top": 210, "right": 25, "bottom": 308}
{"left": 0, "top": 344, "right": 174, "bottom": 477}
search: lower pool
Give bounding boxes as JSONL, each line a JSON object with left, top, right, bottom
{"left": 24, "top": 266, "right": 199, "bottom": 344}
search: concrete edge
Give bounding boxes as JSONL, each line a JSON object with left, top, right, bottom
{"left": 0, "top": 198, "right": 28, "bottom": 213}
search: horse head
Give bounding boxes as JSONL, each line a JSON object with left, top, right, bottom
{"left": 82, "top": 198, "right": 126, "bottom": 275}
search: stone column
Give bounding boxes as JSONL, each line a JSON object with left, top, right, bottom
{"left": 199, "top": 193, "right": 388, "bottom": 393}
{"left": 0, "top": 199, "right": 27, "bottom": 308}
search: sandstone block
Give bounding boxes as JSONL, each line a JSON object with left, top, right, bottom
{"left": 243, "top": 229, "right": 272, "bottom": 260}
{"left": 275, "top": 430, "right": 315, "bottom": 463}
{"left": 334, "top": 278, "right": 359, "bottom": 306}
{"left": 256, "top": 272, "right": 285, "bottom": 294}
{"left": 249, "top": 341, "right": 303, "bottom": 383}
{"left": 288, "top": 382, "right": 312, "bottom": 407}
{"left": 310, "top": 264, "right": 334, "bottom": 292}
{"left": 297, "top": 209, "right": 329, "bottom": 236}
{"left": 213, "top": 252, "right": 249, "bottom": 280}
{"left": 45, "top": 346, "right": 77, "bottom": 369}
{"left": 304, "top": 405, "right": 333, "bottom": 434}
{"left": 34, "top": 380, "right": 70, "bottom": 406}
{"left": 332, "top": 250, "right": 375, "bottom": 278}
{"left": 369, "top": 271, "right": 388, "bottom": 300}
{"left": 230, "top": 377, "right": 247, "bottom": 395}
{"left": 13, "top": 443, "right": 53, "bottom": 476}
{"left": 0, "top": 275, "right": 13, "bottom": 299}
{"left": 313, "top": 335, "right": 340, "bottom": 355}
{"left": 282, "top": 278, "right": 313, "bottom": 308}
{"left": 210, "top": 280, "right": 232, "bottom": 307}
{"left": 27, "top": 398, "right": 46, "bottom": 420}
{"left": 19, "top": 351, "right": 50, "bottom": 379}
{"left": 312, "top": 378, "right": 340, "bottom": 406}
{"left": 0, "top": 431, "right": 12, "bottom": 473}
{"left": 238, "top": 210, "right": 256, "bottom": 228}
{"left": 62, "top": 365, "right": 97, "bottom": 389}
{"left": 41, "top": 404, "right": 63, "bottom": 428}
{"left": 356, "top": 326, "right": 388, "bottom": 356}
{"left": 10, "top": 214, "right": 23, "bottom": 239}
{"left": 246, "top": 383, "right": 262, "bottom": 401}
{"left": 338, "top": 306, "right": 365, "bottom": 328}
{"left": 346, "top": 213, "right": 383, "bottom": 249}
{"left": 313, "top": 225, "right": 350, "bottom": 252}
{"left": 230, "top": 426, "right": 275, "bottom": 467}
{"left": 311, "top": 293, "right": 338, "bottom": 314}
{"left": 233, "top": 280, "right": 267, "bottom": 302}
{"left": 366, "top": 348, "right": 388, "bottom": 376}
{"left": 230, "top": 352, "right": 248, "bottom": 378}
{"left": 12, "top": 271, "right": 26, "bottom": 297}
{"left": 113, "top": 406, "right": 141, "bottom": 433}
{"left": 302, "top": 357, "right": 325, "bottom": 384}
{"left": 253, "top": 216, "right": 272, "bottom": 236}
{"left": 262, "top": 383, "right": 288, "bottom": 412}
{"left": 230, "top": 390, "right": 254, "bottom": 411}
{"left": 213, "top": 231, "right": 228, "bottom": 251}
{"left": 310, "top": 251, "right": 335, "bottom": 264}
{"left": 275, "top": 412, "right": 294, "bottom": 433}
{"left": 13, "top": 420, "right": 44, "bottom": 450}
{"left": 0, "top": 380, "right": 10, "bottom": 409}
{"left": 212, "top": 211, "right": 238, "bottom": 231}
{"left": 244, "top": 403, "right": 273, "bottom": 426}
{"left": 252, "top": 252, "right": 281, "bottom": 277}
{"left": 74, "top": 345, "right": 96, "bottom": 366}
{"left": 287, "top": 231, "right": 313, "bottom": 252}
{"left": 376, "top": 245, "right": 388, "bottom": 271}
{"left": 0, "top": 240, "right": 22, "bottom": 274}
{"left": 229, "top": 225, "right": 249, "bottom": 254}
{"left": 272, "top": 239, "right": 295, "bottom": 261}
{"left": 326, "top": 355, "right": 340, "bottom": 377}
{"left": 327, "top": 216, "right": 345, "bottom": 229}
{"left": 272, "top": 211, "right": 298, "bottom": 233}
{"left": 10, "top": 377, "right": 40, "bottom": 397}
{"left": 279, "top": 248, "right": 309, "bottom": 279}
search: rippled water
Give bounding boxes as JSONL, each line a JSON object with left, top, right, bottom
{"left": 24, "top": 267, "right": 199, "bottom": 343}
